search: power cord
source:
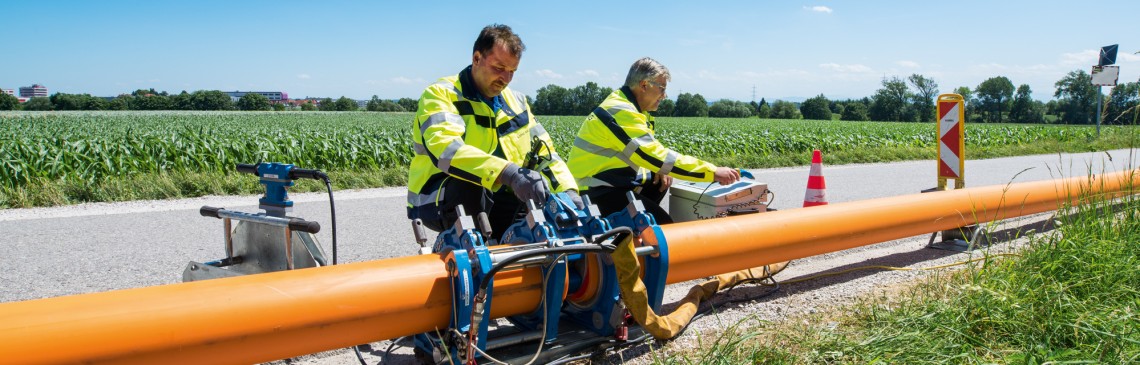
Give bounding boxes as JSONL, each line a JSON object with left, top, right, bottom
{"left": 466, "top": 228, "right": 628, "bottom": 364}
{"left": 472, "top": 253, "right": 566, "bottom": 365}
{"left": 316, "top": 173, "right": 338, "bottom": 265}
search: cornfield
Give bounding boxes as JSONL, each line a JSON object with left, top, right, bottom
{"left": 0, "top": 111, "right": 1107, "bottom": 189}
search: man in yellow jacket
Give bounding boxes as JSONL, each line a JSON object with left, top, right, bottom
{"left": 567, "top": 57, "right": 740, "bottom": 224}
{"left": 408, "top": 24, "right": 580, "bottom": 236}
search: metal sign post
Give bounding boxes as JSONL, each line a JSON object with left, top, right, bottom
{"left": 1093, "top": 44, "right": 1120, "bottom": 136}
{"left": 1091, "top": 65, "right": 1120, "bottom": 136}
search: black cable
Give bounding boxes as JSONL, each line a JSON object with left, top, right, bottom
{"left": 382, "top": 336, "right": 406, "bottom": 363}
{"left": 479, "top": 244, "right": 616, "bottom": 292}
{"left": 474, "top": 226, "right": 629, "bottom": 292}
{"left": 318, "top": 174, "right": 338, "bottom": 265}
{"left": 512, "top": 136, "right": 557, "bottom": 219}
{"left": 316, "top": 173, "right": 355, "bottom": 362}
{"left": 691, "top": 179, "right": 716, "bottom": 218}
{"left": 590, "top": 226, "right": 632, "bottom": 245}
{"left": 353, "top": 344, "right": 367, "bottom": 365}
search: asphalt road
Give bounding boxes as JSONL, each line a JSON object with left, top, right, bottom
{"left": 1, "top": 148, "right": 1136, "bottom": 363}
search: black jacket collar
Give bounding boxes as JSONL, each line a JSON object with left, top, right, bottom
{"left": 619, "top": 85, "right": 643, "bottom": 114}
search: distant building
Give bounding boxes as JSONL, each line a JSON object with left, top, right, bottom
{"left": 1, "top": 89, "right": 14, "bottom": 96}
{"left": 225, "top": 91, "right": 289, "bottom": 103}
{"left": 291, "top": 98, "right": 324, "bottom": 107}
{"left": 19, "top": 84, "right": 48, "bottom": 98}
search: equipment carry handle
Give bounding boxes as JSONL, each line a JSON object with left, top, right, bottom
{"left": 288, "top": 218, "right": 321, "bottom": 234}
{"left": 236, "top": 163, "right": 259, "bottom": 175}
{"left": 200, "top": 206, "right": 223, "bottom": 218}
{"left": 289, "top": 168, "right": 326, "bottom": 181}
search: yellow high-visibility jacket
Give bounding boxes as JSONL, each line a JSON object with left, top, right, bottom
{"left": 407, "top": 66, "right": 576, "bottom": 210}
{"left": 567, "top": 87, "right": 716, "bottom": 191}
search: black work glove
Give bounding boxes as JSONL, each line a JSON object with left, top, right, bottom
{"left": 564, "top": 189, "right": 586, "bottom": 210}
{"left": 499, "top": 163, "right": 549, "bottom": 206}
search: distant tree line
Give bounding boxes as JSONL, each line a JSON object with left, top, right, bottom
{"left": 0, "top": 88, "right": 418, "bottom": 113}
{"left": 522, "top": 68, "right": 1138, "bottom": 125}
{"left": 4, "top": 69, "right": 1136, "bottom": 125}
{"left": 365, "top": 96, "right": 418, "bottom": 112}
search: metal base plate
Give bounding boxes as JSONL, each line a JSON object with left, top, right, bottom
{"left": 478, "top": 319, "right": 647, "bottom": 365}
{"left": 927, "top": 225, "right": 989, "bottom": 252}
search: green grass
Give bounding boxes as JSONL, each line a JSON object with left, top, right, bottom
{"left": 652, "top": 192, "right": 1140, "bottom": 364}
{"left": 1, "top": 110, "right": 1136, "bottom": 208}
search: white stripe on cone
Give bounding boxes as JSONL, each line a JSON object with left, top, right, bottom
{"left": 804, "top": 188, "right": 826, "bottom": 203}
{"left": 804, "top": 150, "right": 827, "bottom": 207}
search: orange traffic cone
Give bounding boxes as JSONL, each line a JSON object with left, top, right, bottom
{"left": 803, "top": 149, "right": 828, "bottom": 207}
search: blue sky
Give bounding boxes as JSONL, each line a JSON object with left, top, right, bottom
{"left": 3, "top": 1, "right": 1138, "bottom": 102}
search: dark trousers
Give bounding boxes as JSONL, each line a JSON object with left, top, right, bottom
{"left": 410, "top": 177, "right": 523, "bottom": 238}
{"left": 583, "top": 178, "right": 674, "bottom": 225}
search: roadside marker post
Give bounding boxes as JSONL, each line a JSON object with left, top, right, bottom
{"left": 937, "top": 94, "right": 966, "bottom": 190}
{"left": 926, "top": 93, "right": 984, "bottom": 250}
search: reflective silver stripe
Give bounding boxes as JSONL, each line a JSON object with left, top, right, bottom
{"left": 529, "top": 123, "right": 548, "bottom": 139}
{"left": 432, "top": 80, "right": 461, "bottom": 96}
{"left": 578, "top": 176, "right": 613, "bottom": 188}
{"left": 413, "top": 142, "right": 428, "bottom": 155}
{"left": 437, "top": 139, "right": 464, "bottom": 173}
{"left": 574, "top": 137, "right": 618, "bottom": 158}
{"left": 607, "top": 104, "right": 637, "bottom": 115}
{"left": 659, "top": 151, "right": 678, "bottom": 176}
{"left": 420, "top": 112, "right": 465, "bottom": 136}
{"left": 621, "top": 134, "right": 655, "bottom": 160}
{"left": 513, "top": 92, "right": 529, "bottom": 109}
{"left": 621, "top": 140, "right": 639, "bottom": 161}
{"left": 407, "top": 190, "right": 440, "bottom": 207}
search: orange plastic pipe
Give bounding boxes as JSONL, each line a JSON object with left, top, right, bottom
{"left": 653, "top": 169, "right": 1138, "bottom": 284}
{"left": 0, "top": 254, "right": 546, "bottom": 365}
{"left": 0, "top": 170, "right": 1134, "bottom": 364}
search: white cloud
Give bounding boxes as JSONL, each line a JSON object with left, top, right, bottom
{"left": 896, "top": 60, "right": 921, "bottom": 68}
{"left": 577, "top": 70, "right": 600, "bottom": 78}
{"left": 697, "top": 69, "right": 724, "bottom": 80}
{"left": 297, "top": 74, "right": 311, "bottom": 80}
{"left": 805, "top": 6, "right": 833, "bottom": 13}
{"left": 819, "top": 63, "right": 873, "bottom": 73}
{"left": 1060, "top": 50, "right": 1097, "bottom": 66}
{"left": 534, "top": 69, "right": 563, "bottom": 79}
{"left": 972, "top": 63, "right": 1011, "bottom": 72}
{"left": 390, "top": 76, "right": 425, "bottom": 84}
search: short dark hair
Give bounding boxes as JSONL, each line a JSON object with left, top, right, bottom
{"left": 473, "top": 24, "right": 525, "bottom": 57}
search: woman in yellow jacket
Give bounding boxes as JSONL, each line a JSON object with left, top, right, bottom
{"left": 566, "top": 58, "right": 739, "bottom": 224}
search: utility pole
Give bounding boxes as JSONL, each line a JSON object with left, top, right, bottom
{"left": 752, "top": 85, "right": 756, "bottom": 103}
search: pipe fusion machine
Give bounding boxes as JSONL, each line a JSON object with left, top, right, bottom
{"left": 408, "top": 170, "right": 771, "bottom": 364}
{"left": 187, "top": 163, "right": 772, "bottom": 364}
